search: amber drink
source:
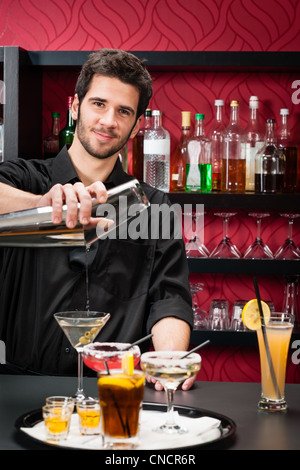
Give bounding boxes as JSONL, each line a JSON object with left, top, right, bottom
{"left": 98, "top": 369, "right": 145, "bottom": 449}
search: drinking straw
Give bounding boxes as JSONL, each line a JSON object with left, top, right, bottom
{"left": 180, "top": 340, "right": 210, "bottom": 359}
{"left": 253, "top": 277, "right": 280, "bottom": 399}
{"left": 122, "top": 333, "right": 154, "bottom": 350}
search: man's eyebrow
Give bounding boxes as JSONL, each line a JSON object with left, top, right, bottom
{"left": 88, "top": 97, "right": 135, "bottom": 115}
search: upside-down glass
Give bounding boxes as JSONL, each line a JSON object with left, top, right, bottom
{"left": 209, "top": 299, "right": 230, "bottom": 330}
{"left": 274, "top": 213, "right": 300, "bottom": 259}
{"left": 257, "top": 312, "right": 294, "bottom": 412}
{"left": 243, "top": 213, "right": 273, "bottom": 259}
{"left": 189, "top": 281, "right": 208, "bottom": 330}
{"left": 184, "top": 210, "right": 210, "bottom": 258}
{"left": 54, "top": 311, "right": 110, "bottom": 402}
{"left": 210, "top": 212, "right": 241, "bottom": 258}
{"left": 140, "top": 351, "right": 201, "bottom": 434}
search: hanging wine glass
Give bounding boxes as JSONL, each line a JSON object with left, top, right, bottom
{"left": 274, "top": 213, "right": 300, "bottom": 259}
{"left": 209, "top": 212, "right": 241, "bottom": 258}
{"left": 184, "top": 210, "right": 210, "bottom": 258}
{"left": 243, "top": 213, "right": 273, "bottom": 259}
{"left": 189, "top": 281, "right": 208, "bottom": 330}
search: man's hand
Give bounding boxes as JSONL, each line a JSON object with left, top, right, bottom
{"left": 149, "top": 317, "right": 195, "bottom": 391}
{"left": 37, "top": 181, "right": 107, "bottom": 228}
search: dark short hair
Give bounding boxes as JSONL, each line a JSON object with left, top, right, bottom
{"left": 75, "top": 48, "right": 153, "bottom": 119}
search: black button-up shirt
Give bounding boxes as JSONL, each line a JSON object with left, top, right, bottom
{"left": 0, "top": 148, "right": 193, "bottom": 375}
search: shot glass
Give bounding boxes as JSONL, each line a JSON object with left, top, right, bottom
{"left": 209, "top": 299, "right": 230, "bottom": 330}
{"left": 257, "top": 312, "right": 294, "bottom": 412}
{"left": 231, "top": 300, "right": 247, "bottom": 331}
{"left": 42, "top": 404, "right": 73, "bottom": 441}
{"left": 98, "top": 369, "right": 145, "bottom": 449}
{"left": 76, "top": 399, "right": 101, "bottom": 435}
{"left": 45, "top": 396, "right": 75, "bottom": 412}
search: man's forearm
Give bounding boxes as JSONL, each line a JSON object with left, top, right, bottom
{"left": 0, "top": 183, "right": 41, "bottom": 214}
{"left": 151, "top": 317, "right": 191, "bottom": 351}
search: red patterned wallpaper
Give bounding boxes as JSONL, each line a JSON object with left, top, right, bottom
{"left": 0, "top": 0, "right": 299, "bottom": 383}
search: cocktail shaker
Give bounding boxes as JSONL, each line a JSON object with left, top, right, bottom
{"left": 0, "top": 179, "right": 150, "bottom": 247}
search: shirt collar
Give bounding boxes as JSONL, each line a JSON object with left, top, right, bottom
{"left": 51, "top": 146, "right": 133, "bottom": 188}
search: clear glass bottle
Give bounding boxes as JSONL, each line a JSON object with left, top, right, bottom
{"left": 221, "top": 100, "right": 246, "bottom": 193}
{"left": 186, "top": 114, "right": 212, "bottom": 192}
{"left": 43, "top": 112, "right": 60, "bottom": 159}
{"left": 245, "top": 96, "right": 264, "bottom": 191}
{"left": 59, "top": 96, "right": 75, "bottom": 150}
{"left": 255, "top": 119, "right": 285, "bottom": 193}
{"left": 208, "top": 99, "right": 225, "bottom": 191}
{"left": 143, "top": 110, "right": 170, "bottom": 192}
{"left": 278, "top": 108, "right": 298, "bottom": 193}
{"left": 170, "top": 111, "right": 191, "bottom": 191}
{"left": 132, "top": 108, "right": 152, "bottom": 181}
{"left": 282, "top": 275, "right": 299, "bottom": 328}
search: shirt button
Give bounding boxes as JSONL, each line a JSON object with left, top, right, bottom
{"left": 65, "top": 347, "right": 70, "bottom": 353}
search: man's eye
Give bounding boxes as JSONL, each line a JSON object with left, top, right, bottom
{"left": 94, "top": 101, "right": 104, "bottom": 107}
{"left": 120, "top": 109, "right": 130, "bottom": 116}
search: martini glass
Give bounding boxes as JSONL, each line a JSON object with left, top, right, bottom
{"left": 274, "top": 213, "right": 300, "bottom": 259}
{"left": 189, "top": 282, "right": 208, "bottom": 330}
{"left": 184, "top": 210, "right": 210, "bottom": 258}
{"left": 209, "top": 212, "right": 241, "bottom": 258}
{"left": 243, "top": 213, "right": 273, "bottom": 259}
{"left": 140, "top": 351, "right": 201, "bottom": 434}
{"left": 54, "top": 311, "right": 110, "bottom": 402}
{"left": 82, "top": 342, "right": 141, "bottom": 373}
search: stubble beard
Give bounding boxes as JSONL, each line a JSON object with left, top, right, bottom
{"left": 76, "top": 111, "right": 133, "bottom": 160}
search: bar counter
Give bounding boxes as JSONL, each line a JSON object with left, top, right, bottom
{"left": 0, "top": 374, "right": 299, "bottom": 451}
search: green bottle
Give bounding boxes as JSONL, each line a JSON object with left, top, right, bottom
{"left": 59, "top": 96, "right": 75, "bottom": 150}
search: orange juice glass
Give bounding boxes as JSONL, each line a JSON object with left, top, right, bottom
{"left": 257, "top": 312, "right": 294, "bottom": 412}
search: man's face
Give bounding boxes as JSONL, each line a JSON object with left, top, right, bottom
{"left": 72, "top": 75, "right": 140, "bottom": 160}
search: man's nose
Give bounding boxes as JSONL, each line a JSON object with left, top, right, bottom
{"left": 99, "top": 108, "right": 117, "bottom": 127}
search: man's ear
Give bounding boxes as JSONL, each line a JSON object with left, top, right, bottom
{"left": 129, "top": 116, "right": 142, "bottom": 139}
{"left": 71, "top": 94, "right": 79, "bottom": 121}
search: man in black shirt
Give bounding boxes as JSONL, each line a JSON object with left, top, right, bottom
{"left": 0, "top": 49, "right": 194, "bottom": 389}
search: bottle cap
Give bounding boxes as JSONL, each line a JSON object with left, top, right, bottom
{"left": 181, "top": 111, "right": 191, "bottom": 127}
{"left": 280, "top": 108, "right": 289, "bottom": 115}
{"left": 195, "top": 113, "right": 205, "bottom": 119}
{"left": 52, "top": 112, "right": 60, "bottom": 118}
{"left": 144, "top": 109, "right": 152, "bottom": 117}
{"left": 266, "top": 118, "right": 275, "bottom": 123}
{"left": 152, "top": 110, "right": 162, "bottom": 116}
{"left": 215, "top": 100, "right": 224, "bottom": 106}
{"left": 230, "top": 100, "right": 239, "bottom": 106}
{"left": 249, "top": 96, "right": 259, "bottom": 108}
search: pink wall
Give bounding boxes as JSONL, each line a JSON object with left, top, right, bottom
{"left": 0, "top": 0, "right": 299, "bottom": 382}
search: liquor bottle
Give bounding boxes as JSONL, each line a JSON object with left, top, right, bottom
{"left": 59, "top": 96, "right": 75, "bottom": 150}
{"left": 43, "top": 112, "right": 60, "bottom": 159}
{"left": 132, "top": 109, "right": 152, "bottom": 180}
{"left": 255, "top": 119, "right": 285, "bottom": 193}
{"left": 221, "top": 100, "right": 246, "bottom": 193}
{"left": 245, "top": 96, "right": 264, "bottom": 191}
{"left": 143, "top": 110, "right": 170, "bottom": 192}
{"left": 170, "top": 111, "right": 191, "bottom": 191}
{"left": 208, "top": 100, "right": 225, "bottom": 191}
{"left": 278, "top": 108, "right": 298, "bottom": 193}
{"left": 186, "top": 113, "right": 212, "bottom": 192}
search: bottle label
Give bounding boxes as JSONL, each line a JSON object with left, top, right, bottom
{"left": 144, "top": 139, "right": 170, "bottom": 155}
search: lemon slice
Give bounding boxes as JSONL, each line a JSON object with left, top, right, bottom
{"left": 122, "top": 351, "right": 134, "bottom": 376}
{"left": 242, "top": 299, "right": 271, "bottom": 330}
